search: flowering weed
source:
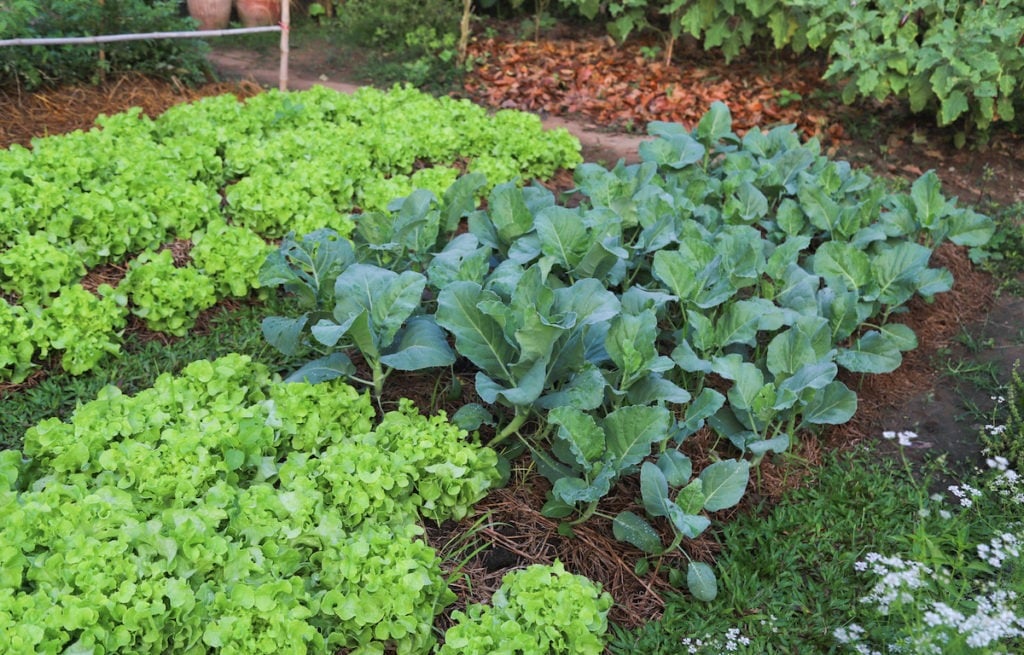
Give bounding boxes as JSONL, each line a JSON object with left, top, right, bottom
{"left": 836, "top": 456, "right": 1024, "bottom": 654}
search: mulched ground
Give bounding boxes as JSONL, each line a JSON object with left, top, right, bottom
{"left": 0, "top": 74, "right": 263, "bottom": 148}
{"left": 0, "top": 54, "right": 1001, "bottom": 628}
{"left": 464, "top": 33, "right": 846, "bottom": 143}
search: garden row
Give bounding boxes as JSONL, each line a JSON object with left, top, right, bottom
{"left": 1, "top": 354, "right": 612, "bottom": 653}
{"left": 258, "top": 102, "right": 994, "bottom": 597}
{"left": 0, "top": 84, "right": 581, "bottom": 382}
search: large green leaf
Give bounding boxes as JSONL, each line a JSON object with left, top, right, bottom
{"left": 835, "top": 330, "right": 902, "bottom": 374}
{"left": 440, "top": 172, "right": 487, "bottom": 232}
{"left": 332, "top": 264, "right": 425, "bottom": 349}
{"left": 379, "top": 316, "right": 455, "bottom": 371}
{"left": 671, "top": 339, "right": 712, "bottom": 374}
{"left": 715, "top": 299, "right": 769, "bottom": 348}
{"left": 549, "top": 406, "right": 606, "bottom": 469}
{"left": 603, "top": 405, "right": 673, "bottom": 473}
{"left": 309, "top": 315, "right": 356, "bottom": 348}
{"left": 802, "top": 380, "right": 857, "bottom": 425}
{"left": 652, "top": 249, "right": 698, "bottom": 302}
{"left": 687, "top": 561, "right": 718, "bottom": 602}
{"left": 284, "top": 352, "right": 354, "bottom": 384}
{"left": 817, "top": 286, "right": 869, "bottom": 342}
{"left": 699, "top": 459, "right": 750, "bottom": 512}
{"left": 485, "top": 183, "right": 535, "bottom": 248}
{"left": 766, "top": 236, "right": 811, "bottom": 280}
{"left": 909, "top": 171, "right": 947, "bottom": 229}
{"left": 342, "top": 310, "right": 379, "bottom": 361}
{"left": 553, "top": 469, "right": 615, "bottom": 504}
{"left": 692, "top": 256, "right": 735, "bottom": 309}
{"left": 262, "top": 314, "right": 308, "bottom": 356}
{"left": 554, "top": 278, "right": 622, "bottom": 327}
{"left": 879, "top": 323, "right": 918, "bottom": 351}
{"left": 606, "top": 310, "right": 669, "bottom": 386}
{"left": 774, "top": 361, "right": 838, "bottom": 410}
{"left": 259, "top": 229, "right": 354, "bottom": 308}
{"left": 679, "top": 388, "right": 726, "bottom": 438}
{"left": 939, "top": 89, "right": 969, "bottom": 126}
{"left": 915, "top": 266, "right": 954, "bottom": 298}
{"left": 390, "top": 189, "right": 440, "bottom": 254}
{"left": 535, "top": 205, "right": 592, "bottom": 271}
{"left": 708, "top": 405, "right": 758, "bottom": 453}
{"left": 612, "top": 511, "right": 663, "bottom": 554}
{"left": 765, "top": 316, "right": 833, "bottom": 378}
{"left": 640, "top": 461, "right": 673, "bottom": 518}
{"left": 436, "top": 282, "right": 516, "bottom": 380}
{"left": 657, "top": 450, "right": 692, "bottom": 487}
{"left": 373, "top": 270, "right": 428, "bottom": 347}
{"left": 813, "top": 241, "right": 871, "bottom": 292}
{"left": 426, "top": 233, "right": 491, "bottom": 290}
{"left": 727, "top": 181, "right": 769, "bottom": 223}
{"left": 870, "top": 242, "right": 933, "bottom": 306}
{"left": 945, "top": 208, "right": 995, "bottom": 247}
{"left": 537, "top": 365, "right": 607, "bottom": 411}
{"left": 798, "top": 184, "right": 840, "bottom": 233}
{"left": 695, "top": 101, "right": 733, "bottom": 147}
{"left": 475, "top": 359, "right": 547, "bottom": 408}
{"left": 625, "top": 375, "right": 692, "bottom": 405}
{"left": 639, "top": 132, "right": 706, "bottom": 169}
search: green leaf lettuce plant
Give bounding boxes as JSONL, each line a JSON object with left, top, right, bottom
{"left": 2, "top": 354, "right": 502, "bottom": 654}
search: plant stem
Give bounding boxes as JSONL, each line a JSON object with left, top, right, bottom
{"left": 490, "top": 411, "right": 529, "bottom": 446}
{"left": 569, "top": 500, "right": 601, "bottom": 525}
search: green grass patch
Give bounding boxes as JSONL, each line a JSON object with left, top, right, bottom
{"left": 610, "top": 447, "right": 1024, "bottom": 653}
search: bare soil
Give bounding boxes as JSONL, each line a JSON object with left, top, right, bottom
{"left": 3, "top": 26, "right": 1024, "bottom": 627}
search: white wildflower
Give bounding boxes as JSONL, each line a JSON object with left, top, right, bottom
{"left": 882, "top": 430, "right": 917, "bottom": 447}
{"left": 987, "top": 456, "right": 1010, "bottom": 471}
{"left": 948, "top": 483, "right": 982, "bottom": 508}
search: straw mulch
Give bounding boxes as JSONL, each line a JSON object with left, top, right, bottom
{"left": 0, "top": 74, "right": 262, "bottom": 149}
{"left": 828, "top": 243, "right": 996, "bottom": 449}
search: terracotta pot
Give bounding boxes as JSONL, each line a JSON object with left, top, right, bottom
{"left": 187, "top": 0, "right": 232, "bottom": 30}
{"left": 235, "top": 0, "right": 282, "bottom": 27}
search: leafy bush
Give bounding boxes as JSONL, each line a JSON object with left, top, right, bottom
{"left": 0, "top": 0, "right": 210, "bottom": 89}
{"left": 821, "top": 0, "right": 1024, "bottom": 142}
{"left": 37, "top": 283, "right": 128, "bottom": 376}
{"left": 438, "top": 561, "right": 614, "bottom": 655}
{"left": 0, "top": 298, "right": 38, "bottom": 383}
{"left": 120, "top": 249, "right": 218, "bottom": 337}
{"left": 3, "top": 354, "right": 501, "bottom": 654}
{"left": 338, "top": 0, "right": 460, "bottom": 48}
{"left": 189, "top": 218, "right": 274, "bottom": 298}
{"left": 331, "top": 0, "right": 465, "bottom": 89}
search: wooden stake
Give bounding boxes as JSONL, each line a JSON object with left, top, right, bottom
{"left": 279, "top": 0, "right": 290, "bottom": 91}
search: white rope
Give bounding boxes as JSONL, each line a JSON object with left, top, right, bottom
{"left": 0, "top": 26, "right": 281, "bottom": 47}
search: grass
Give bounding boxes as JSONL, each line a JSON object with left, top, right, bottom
{"left": 609, "top": 445, "right": 1024, "bottom": 654}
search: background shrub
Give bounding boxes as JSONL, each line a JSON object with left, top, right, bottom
{"left": 0, "top": 0, "right": 210, "bottom": 89}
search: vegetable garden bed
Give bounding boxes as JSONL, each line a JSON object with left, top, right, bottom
{"left": 0, "top": 51, "right": 1017, "bottom": 652}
